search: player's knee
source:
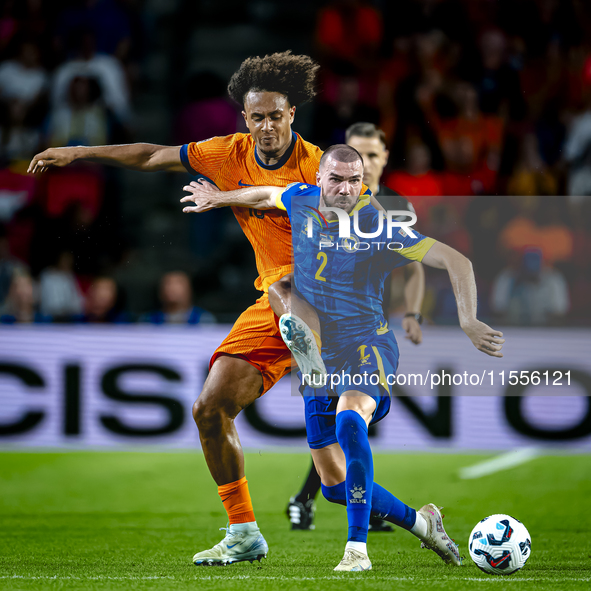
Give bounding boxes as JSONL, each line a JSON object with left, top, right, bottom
{"left": 192, "top": 396, "right": 225, "bottom": 434}
{"left": 273, "top": 273, "right": 292, "bottom": 294}
{"left": 335, "top": 409, "right": 365, "bottom": 441}
{"left": 268, "top": 273, "right": 292, "bottom": 315}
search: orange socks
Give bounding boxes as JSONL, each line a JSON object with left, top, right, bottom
{"left": 218, "top": 476, "right": 256, "bottom": 524}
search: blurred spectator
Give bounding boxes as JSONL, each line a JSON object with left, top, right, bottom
{"left": 315, "top": 0, "right": 383, "bottom": 72}
{"left": 491, "top": 248, "right": 570, "bottom": 326}
{"left": 17, "top": 1, "right": 54, "bottom": 60}
{"left": 570, "top": 198, "right": 591, "bottom": 321}
{"left": 464, "top": 196, "right": 515, "bottom": 282}
{"left": 520, "top": 39, "right": 568, "bottom": 123}
{"left": 0, "top": 96, "right": 42, "bottom": 161}
{"left": 77, "top": 276, "right": 129, "bottom": 323}
{"left": 0, "top": 224, "right": 26, "bottom": 306}
{"left": 38, "top": 250, "right": 84, "bottom": 320}
{"left": 0, "top": 1, "right": 18, "bottom": 59}
{"left": 312, "top": 72, "right": 379, "bottom": 148}
{"left": 472, "top": 28, "right": 525, "bottom": 120}
{"left": 422, "top": 202, "right": 471, "bottom": 256}
{"left": 377, "top": 36, "right": 412, "bottom": 143}
{"left": 174, "top": 71, "right": 242, "bottom": 145}
{"left": 384, "top": 142, "right": 443, "bottom": 223}
{"left": 564, "top": 94, "right": 591, "bottom": 197}
{"left": 54, "top": 0, "right": 133, "bottom": 61}
{"left": 500, "top": 196, "right": 573, "bottom": 266}
{"left": 47, "top": 75, "right": 108, "bottom": 147}
{"left": 388, "top": 31, "right": 448, "bottom": 169}
{"left": 0, "top": 38, "right": 48, "bottom": 108}
{"left": 51, "top": 28, "right": 131, "bottom": 128}
{"left": 142, "top": 271, "right": 215, "bottom": 325}
{"left": 0, "top": 268, "right": 49, "bottom": 323}
{"left": 434, "top": 81, "right": 504, "bottom": 194}
{"left": 0, "top": 37, "right": 47, "bottom": 161}
{"left": 0, "top": 167, "right": 35, "bottom": 222}
{"left": 507, "top": 133, "right": 558, "bottom": 196}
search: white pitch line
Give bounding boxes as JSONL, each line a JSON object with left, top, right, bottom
{"left": 459, "top": 447, "right": 542, "bottom": 480}
{"left": 2, "top": 575, "right": 590, "bottom": 583}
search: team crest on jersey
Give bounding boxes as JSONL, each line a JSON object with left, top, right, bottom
{"left": 339, "top": 236, "right": 359, "bottom": 252}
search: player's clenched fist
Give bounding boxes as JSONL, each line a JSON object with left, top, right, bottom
{"left": 27, "top": 147, "right": 79, "bottom": 174}
{"left": 461, "top": 319, "right": 505, "bottom": 358}
{"left": 402, "top": 316, "right": 423, "bottom": 345}
{"left": 181, "top": 180, "right": 221, "bottom": 213}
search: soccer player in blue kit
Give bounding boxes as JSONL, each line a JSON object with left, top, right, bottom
{"left": 181, "top": 145, "right": 505, "bottom": 572}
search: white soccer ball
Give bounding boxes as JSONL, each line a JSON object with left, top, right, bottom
{"left": 468, "top": 514, "right": 532, "bottom": 575}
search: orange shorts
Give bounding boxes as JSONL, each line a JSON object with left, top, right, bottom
{"left": 209, "top": 294, "right": 292, "bottom": 393}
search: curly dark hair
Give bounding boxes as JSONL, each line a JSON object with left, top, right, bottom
{"left": 227, "top": 51, "right": 319, "bottom": 107}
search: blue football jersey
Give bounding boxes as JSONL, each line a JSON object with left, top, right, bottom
{"left": 277, "top": 183, "right": 436, "bottom": 362}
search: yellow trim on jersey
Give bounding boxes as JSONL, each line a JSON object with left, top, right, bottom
{"left": 398, "top": 237, "right": 436, "bottom": 262}
{"left": 371, "top": 345, "right": 390, "bottom": 394}
{"left": 274, "top": 188, "right": 286, "bottom": 210}
{"left": 351, "top": 193, "right": 371, "bottom": 215}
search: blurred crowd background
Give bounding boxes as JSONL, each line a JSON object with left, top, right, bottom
{"left": 1, "top": 0, "right": 591, "bottom": 327}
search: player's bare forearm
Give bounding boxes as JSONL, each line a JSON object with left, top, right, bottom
{"left": 28, "top": 144, "right": 185, "bottom": 174}
{"left": 422, "top": 241, "right": 505, "bottom": 357}
{"left": 181, "top": 181, "right": 280, "bottom": 213}
{"left": 403, "top": 262, "right": 424, "bottom": 314}
{"left": 421, "top": 242, "right": 476, "bottom": 325}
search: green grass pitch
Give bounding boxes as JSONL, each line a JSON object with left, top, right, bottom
{"left": 0, "top": 451, "right": 590, "bottom": 591}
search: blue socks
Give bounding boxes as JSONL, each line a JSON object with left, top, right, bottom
{"left": 370, "top": 482, "right": 417, "bottom": 529}
{"left": 335, "top": 410, "right": 374, "bottom": 543}
{"left": 321, "top": 477, "right": 417, "bottom": 531}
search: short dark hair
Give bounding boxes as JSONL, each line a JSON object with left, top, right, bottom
{"left": 227, "top": 51, "right": 319, "bottom": 107}
{"left": 345, "top": 122, "right": 387, "bottom": 148}
{"left": 319, "top": 144, "right": 363, "bottom": 170}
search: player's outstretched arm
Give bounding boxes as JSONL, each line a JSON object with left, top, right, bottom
{"left": 181, "top": 180, "right": 281, "bottom": 213}
{"left": 27, "top": 144, "right": 186, "bottom": 174}
{"left": 421, "top": 241, "right": 505, "bottom": 357}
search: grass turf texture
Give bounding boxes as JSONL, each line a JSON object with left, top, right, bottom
{"left": 0, "top": 452, "right": 589, "bottom": 591}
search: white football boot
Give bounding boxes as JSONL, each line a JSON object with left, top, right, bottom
{"left": 192, "top": 524, "right": 268, "bottom": 566}
{"left": 418, "top": 503, "right": 463, "bottom": 566}
{"left": 279, "top": 314, "right": 326, "bottom": 389}
{"left": 333, "top": 548, "right": 372, "bottom": 572}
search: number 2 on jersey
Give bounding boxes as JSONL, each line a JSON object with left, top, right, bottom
{"left": 315, "top": 252, "right": 328, "bottom": 282}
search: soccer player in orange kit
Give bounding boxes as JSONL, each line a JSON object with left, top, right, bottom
{"left": 27, "top": 51, "right": 350, "bottom": 566}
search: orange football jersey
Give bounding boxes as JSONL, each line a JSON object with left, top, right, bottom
{"left": 182, "top": 132, "right": 322, "bottom": 292}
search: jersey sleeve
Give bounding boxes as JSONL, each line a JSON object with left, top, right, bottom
{"left": 180, "top": 135, "right": 235, "bottom": 179}
{"left": 392, "top": 229, "right": 436, "bottom": 262}
{"left": 275, "top": 182, "right": 317, "bottom": 218}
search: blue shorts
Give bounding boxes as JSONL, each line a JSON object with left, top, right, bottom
{"left": 302, "top": 331, "right": 399, "bottom": 450}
